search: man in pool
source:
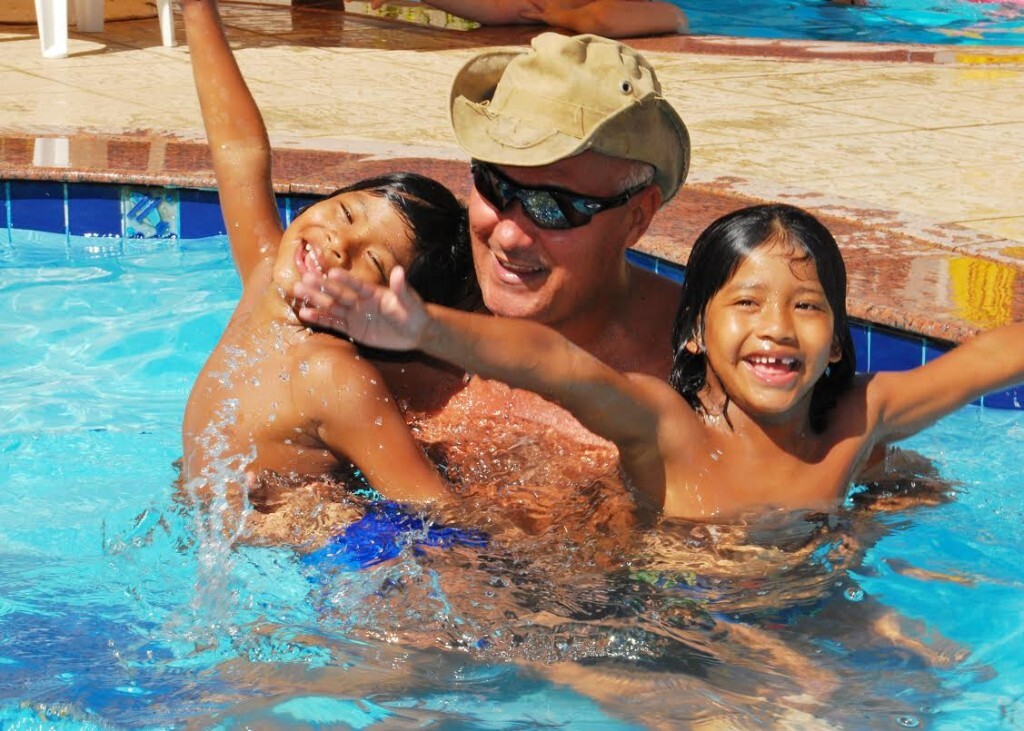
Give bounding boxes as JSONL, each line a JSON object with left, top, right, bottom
{"left": 296, "top": 32, "right": 690, "bottom": 529}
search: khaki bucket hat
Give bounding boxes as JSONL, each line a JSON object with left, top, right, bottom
{"left": 450, "top": 33, "right": 690, "bottom": 203}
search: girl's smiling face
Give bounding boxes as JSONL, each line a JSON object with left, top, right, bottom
{"left": 697, "top": 241, "right": 841, "bottom": 428}
{"left": 273, "top": 190, "right": 415, "bottom": 301}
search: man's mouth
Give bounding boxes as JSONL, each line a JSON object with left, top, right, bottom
{"left": 494, "top": 255, "right": 545, "bottom": 279}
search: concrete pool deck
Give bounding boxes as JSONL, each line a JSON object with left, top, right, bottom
{"left": 1, "top": 1, "right": 1022, "bottom": 342}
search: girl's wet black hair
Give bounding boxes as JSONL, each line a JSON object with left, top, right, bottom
{"left": 316, "top": 172, "right": 476, "bottom": 308}
{"left": 669, "top": 203, "right": 856, "bottom": 433}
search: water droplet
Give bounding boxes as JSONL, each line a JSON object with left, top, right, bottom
{"left": 844, "top": 586, "right": 864, "bottom": 602}
{"left": 279, "top": 372, "right": 290, "bottom": 382}
{"left": 896, "top": 715, "right": 920, "bottom": 728}
{"left": 374, "top": 417, "right": 383, "bottom": 427}
{"left": 298, "top": 361, "right": 309, "bottom": 375}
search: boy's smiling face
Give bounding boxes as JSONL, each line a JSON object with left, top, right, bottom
{"left": 273, "top": 190, "right": 415, "bottom": 304}
{"left": 697, "top": 241, "right": 841, "bottom": 429}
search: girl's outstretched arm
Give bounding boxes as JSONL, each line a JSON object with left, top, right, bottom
{"left": 181, "top": 0, "right": 283, "bottom": 283}
{"left": 296, "top": 267, "right": 665, "bottom": 463}
{"left": 869, "top": 322, "right": 1024, "bottom": 442}
{"left": 522, "top": 0, "right": 688, "bottom": 37}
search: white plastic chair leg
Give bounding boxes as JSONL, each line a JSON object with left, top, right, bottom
{"left": 74, "top": 0, "right": 104, "bottom": 32}
{"left": 156, "top": 0, "right": 175, "bottom": 47}
{"left": 34, "top": 0, "right": 69, "bottom": 59}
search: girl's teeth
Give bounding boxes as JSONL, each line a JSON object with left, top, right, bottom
{"left": 751, "top": 356, "right": 797, "bottom": 368}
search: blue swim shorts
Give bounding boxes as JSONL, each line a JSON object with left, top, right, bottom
{"left": 301, "top": 500, "right": 489, "bottom": 571}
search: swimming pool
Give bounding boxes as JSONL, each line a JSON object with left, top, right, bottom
{"left": 2, "top": 187, "right": 1023, "bottom": 727}
{"left": 674, "top": 0, "right": 1024, "bottom": 46}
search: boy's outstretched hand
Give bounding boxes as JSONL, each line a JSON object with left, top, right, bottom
{"left": 294, "top": 267, "right": 429, "bottom": 351}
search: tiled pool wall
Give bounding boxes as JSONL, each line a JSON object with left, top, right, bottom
{"left": 3, "top": 179, "right": 1020, "bottom": 410}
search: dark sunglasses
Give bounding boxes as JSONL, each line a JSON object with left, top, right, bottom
{"left": 471, "top": 161, "right": 648, "bottom": 230}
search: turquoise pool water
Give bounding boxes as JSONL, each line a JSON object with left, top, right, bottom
{"left": 2, "top": 230, "right": 1024, "bottom": 728}
{"left": 676, "top": 0, "right": 1024, "bottom": 45}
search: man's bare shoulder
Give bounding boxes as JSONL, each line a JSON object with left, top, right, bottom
{"left": 630, "top": 261, "right": 683, "bottom": 298}
{"left": 601, "top": 263, "right": 681, "bottom": 377}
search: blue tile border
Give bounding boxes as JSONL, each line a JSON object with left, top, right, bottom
{"left": 1, "top": 181, "right": 11, "bottom": 245}
{"left": 10, "top": 180, "right": 65, "bottom": 234}
{"left": 68, "top": 183, "right": 121, "bottom": 237}
{"left": 627, "top": 248, "right": 686, "bottom": 284}
{"left": 178, "top": 188, "right": 222, "bottom": 239}
{"left": 2, "top": 178, "right": 1021, "bottom": 410}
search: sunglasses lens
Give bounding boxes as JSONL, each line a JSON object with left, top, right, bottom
{"left": 521, "top": 191, "right": 577, "bottom": 230}
{"left": 471, "top": 163, "right": 595, "bottom": 230}
{"left": 546, "top": 192, "right": 593, "bottom": 228}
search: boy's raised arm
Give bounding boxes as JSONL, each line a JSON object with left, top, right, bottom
{"left": 871, "top": 322, "right": 1024, "bottom": 442}
{"left": 181, "top": 0, "right": 283, "bottom": 282}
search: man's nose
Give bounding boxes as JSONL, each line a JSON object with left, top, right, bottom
{"left": 491, "top": 206, "right": 536, "bottom": 250}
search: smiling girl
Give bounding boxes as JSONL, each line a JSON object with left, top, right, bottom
{"left": 295, "top": 203, "right": 1024, "bottom": 521}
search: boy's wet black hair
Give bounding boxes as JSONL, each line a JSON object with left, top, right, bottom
{"left": 319, "top": 172, "right": 476, "bottom": 308}
{"left": 669, "top": 203, "right": 856, "bottom": 433}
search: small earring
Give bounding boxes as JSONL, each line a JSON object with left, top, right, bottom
{"left": 824, "top": 365, "right": 832, "bottom": 377}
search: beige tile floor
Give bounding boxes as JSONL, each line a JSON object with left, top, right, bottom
{"left": 0, "top": 4, "right": 1021, "bottom": 247}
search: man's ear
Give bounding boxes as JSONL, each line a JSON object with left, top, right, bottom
{"left": 624, "top": 185, "right": 661, "bottom": 247}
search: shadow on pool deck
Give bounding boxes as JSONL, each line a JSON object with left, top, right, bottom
{"left": 0, "top": 0, "right": 1022, "bottom": 341}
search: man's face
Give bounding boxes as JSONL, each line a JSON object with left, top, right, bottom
{"left": 467, "top": 151, "right": 654, "bottom": 330}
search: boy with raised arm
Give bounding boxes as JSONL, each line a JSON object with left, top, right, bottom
{"left": 179, "top": 0, "right": 473, "bottom": 529}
